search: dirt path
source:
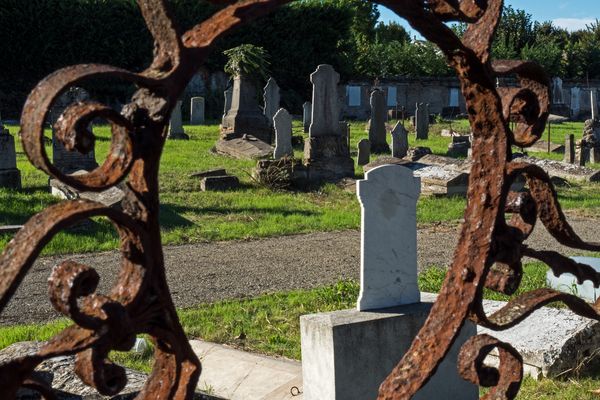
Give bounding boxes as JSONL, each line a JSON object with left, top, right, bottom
{"left": 1, "top": 214, "right": 598, "bottom": 325}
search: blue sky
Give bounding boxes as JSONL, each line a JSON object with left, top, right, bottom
{"left": 379, "top": 1, "right": 600, "bottom": 38}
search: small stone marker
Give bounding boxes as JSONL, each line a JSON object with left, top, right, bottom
{"left": 368, "top": 89, "right": 389, "bottom": 153}
{"left": 168, "top": 100, "right": 189, "bottom": 140}
{"left": 357, "top": 139, "right": 370, "bottom": 166}
{"left": 263, "top": 78, "right": 280, "bottom": 127}
{"left": 579, "top": 147, "right": 589, "bottom": 166}
{"left": 564, "top": 134, "right": 575, "bottom": 164}
{"left": 390, "top": 121, "right": 408, "bottom": 158}
{"left": 357, "top": 165, "right": 420, "bottom": 310}
{"left": 0, "top": 124, "right": 21, "bottom": 189}
{"left": 190, "top": 96, "right": 205, "bottom": 125}
{"left": 201, "top": 175, "right": 240, "bottom": 191}
{"left": 303, "top": 101, "right": 312, "bottom": 133}
{"left": 415, "top": 103, "right": 429, "bottom": 140}
{"left": 273, "top": 108, "right": 293, "bottom": 159}
{"left": 189, "top": 168, "right": 227, "bottom": 179}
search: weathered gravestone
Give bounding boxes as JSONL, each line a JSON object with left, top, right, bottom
{"left": 303, "top": 64, "right": 354, "bottom": 181}
{"left": 190, "top": 96, "right": 205, "bottom": 125}
{"left": 571, "top": 87, "right": 581, "bottom": 117}
{"left": 592, "top": 89, "right": 598, "bottom": 121}
{"left": 273, "top": 108, "right": 293, "bottom": 159}
{"left": 0, "top": 123, "right": 21, "bottom": 189}
{"left": 579, "top": 147, "right": 589, "bottom": 166}
{"left": 368, "top": 89, "right": 389, "bottom": 153}
{"left": 300, "top": 165, "right": 477, "bottom": 400}
{"left": 552, "top": 77, "right": 564, "bottom": 104}
{"left": 357, "top": 139, "right": 370, "bottom": 166}
{"left": 168, "top": 100, "right": 189, "bottom": 140}
{"left": 48, "top": 87, "right": 98, "bottom": 174}
{"left": 263, "top": 77, "right": 280, "bottom": 128}
{"left": 223, "top": 87, "right": 233, "bottom": 118}
{"left": 357, "top": 165, "right": 420, "bottom": 310}
{"left": 415, "top": 102, "right": 429, "bottom": 140}
{"left": 339, "top": 121, "right": 350, "bottom": 150}
{"left": 564, "top": 134, "right": 575, "bottom": 164}
{"left": 303, "top": 101, "right": 312, "bottom": 133}
{"left": 221, "top": 74, "right": 271, "bottom": 143}
{"left": 390, "top": 121, "right": 408, "bottom": 159}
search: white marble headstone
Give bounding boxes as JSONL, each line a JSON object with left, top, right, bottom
{"left": 357, "top": 165, "right": 421, "bottom": 311}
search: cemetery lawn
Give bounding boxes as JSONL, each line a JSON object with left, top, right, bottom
{"left": 1, "top": 120, "right": 599, "bottom": 256}
{"left": 4, "top": 262, "right": 600, "bottom": 399}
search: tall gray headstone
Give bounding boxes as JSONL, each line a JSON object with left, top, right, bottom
{"left": 552, "top": 77, "right": 564, "bottom": 104}
{"left": 591, "top": 90, "right": 598, "bottom": 121}
{"left": 223, "top": 87, "right": 233, "bottom": 117}
{"left": 357, "top": 165, "right": 420, "bottom": 311}
{"left": 0, "top": 124, "right": 21, "bottom": 189}
{"left": 391, "top": 121, "right": 409, "bottom": 158}
{"left": 168, "top": 100, "right": 189, "bottom": 140}
{"left": 303, "top": 101, "right": 312, "bottom": 133}
{"left": 263, "top": 78, "right": 280, "bottom": 128}
{"left": 357, "top": 139, "right": 370, "bottom": 166}
{"left": 221, "top": 75, "right": 271, "bottom": 143}
{"left": 49, "top": 87, "right": 98, "bottom": 174}
{"left": 571, "top": 87, "right": 581, "bottom": 117}
{"left": 273, "top": 108, "right": 293, "bottom": 159}
{"left": 190, "top": 96, "right": 205, "bottom": 125}
{"left": 368, "top": 89, "right": 389, "bottom": 153}
{"left": 339, "top": 121, "right": 350, "bottom": 150}
{"left": 303, "top": 64, "right": 354, "bottom": 181}
{"left": 309, "top": 65, "right": 340, "bottom": 137}
{"left": 564, "top": 134, "right": 575, "bottom": 164}
{"left": 415, "top": 103, "right": 429, "bottom": 140}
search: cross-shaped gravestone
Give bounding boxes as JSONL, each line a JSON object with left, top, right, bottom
{"left": 357, "top": 165, "right": 421, "bottom": 311}
{"left": 273, "top": 108, "right": 293, "bottom": 159}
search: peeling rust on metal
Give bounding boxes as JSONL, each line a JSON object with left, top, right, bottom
{"left": 2, "top": 0, "right": 600, "bottom": 399}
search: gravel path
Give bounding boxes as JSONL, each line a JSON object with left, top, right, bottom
{"left": 1, "top": 214, "right": 598, "bottom": 325}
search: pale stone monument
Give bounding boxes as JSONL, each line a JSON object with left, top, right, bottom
{"left": 415, "top": 103, "right": 429, "bottom": 140}
{"left": 263, "top": 78, "right": 280, "bottom": 128}
{"left": 0, "top": 123, "right": 21, "bottom": 189}
{"left": 565, "top": 134, "right": 575, "bottom": 164}
{"left": 552, "top": 77, "right": 564, "bottom": 104}
{"left": 303, "top": 64, "right": 354, "bottom": 181}
{"left": 273, "top": 108, "right": 293, "bottom": 159}
{"left": 391, "top": 121, "right": 408, "bottom": 158}
{"left": 571, "top": 87, "right": 581, "bottom": 117}
{"left": 357, "top": 139, "right": 370, "bottom": 166}
{"left": 303, "top": 101, "right": 312, "bottom": 133}
{"left": 368, "top": 89, "right": 389, "bottom": 153}
{"left": 357, "top": 165, "right": 420, "bottom": 310}
{"left": 168, "top": 100, "right": 189, "bottom": 140}
{"left": 300, "top": 165, "right": 477, "bottom": 400}
{"left": 49, "top": 87, "right": 98, "bottom": 174}
{"left": 190, "top": 96, "right": 205, "bottom": 125}
{"left": 221, "top": 75, "right": 271, "bottom": 143}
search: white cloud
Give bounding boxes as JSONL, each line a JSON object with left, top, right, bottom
{"left": 552, "top": 18, "right": 597, "bottom": 32}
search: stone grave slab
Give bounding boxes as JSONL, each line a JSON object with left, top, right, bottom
{"left": 189, "top": 168, "right": 227, "bottom": 179}
{"left": 547, "top": 257, "right": 600, "bottom": 302}
{"left": 200, "top": 176, "right": 240, "bottom": 191}
{"left": 518, "top": 155, "right": 600, "bottom": 182}
{"left": 215, "top": 136, "right": 273, "bottom": 160}
{"left": 525, "top": 140, "right": 565, "bottom": 154}
{"left": 0, "top": 225, "right": 23, "bottom": 234}
{"left": 50, "top": 171, "right": 125, "bottom": 209}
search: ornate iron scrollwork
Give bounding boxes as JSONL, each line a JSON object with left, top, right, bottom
{"left": 1, "top": 0, "right": 599, "bottom": 399}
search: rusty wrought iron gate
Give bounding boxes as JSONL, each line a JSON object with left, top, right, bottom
{"left": 1, "top": 1, "right": 599, "bottom": 399}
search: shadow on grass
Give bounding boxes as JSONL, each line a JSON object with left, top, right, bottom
{"left": 164, "top": 203, "right": 319, "bottom": 218}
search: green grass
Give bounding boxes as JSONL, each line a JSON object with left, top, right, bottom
{"left": 1, "top": 120, "right": 598, "bottom": 256}
{"left": 1, "top": 267, "right": 599, "bottom": 398}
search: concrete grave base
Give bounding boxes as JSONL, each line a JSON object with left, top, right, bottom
{"left": 300, "top": 302, "right": 478, "bottom": 400}
{"left": 303, "top": 135, "right": 354, "bottom": 182}
{"left": 0, "top": 169, "right": 21, "bottom": 190}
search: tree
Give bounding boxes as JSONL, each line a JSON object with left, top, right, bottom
{"left": 223, "top": 44, "right": 270, "bottom": 79}
{"left": 375, "top": 21, "right": 410, "bottom": 44}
